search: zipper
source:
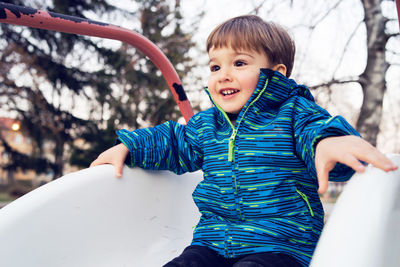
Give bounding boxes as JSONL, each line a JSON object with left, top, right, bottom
{"left": 295, "top": 188, "right": 314, "bottom": 217}
{"left": 204, "top": 79, "right": 269, "bottom": 162}
{"left": 226, "top": 85, "right": 267, "bottom": 162}
{"left": 213, "top": 107, "right": 236, "bottom": 162}
{"left": 228, "top": 129, "right": 237, "bottom": 162}
{"left": 203, "top": 89, "right": 237, "bottom": 162}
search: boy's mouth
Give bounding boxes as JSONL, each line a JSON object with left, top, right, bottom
{"left": 220, "top": 88, "right": 240, "bottom": 97}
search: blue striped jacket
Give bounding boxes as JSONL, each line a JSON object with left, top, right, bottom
{"left": 117, "top": 69, "right": 359, "bottom": 266}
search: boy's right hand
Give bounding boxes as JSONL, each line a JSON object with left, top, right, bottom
{"left": 90, "top": 143, "right": 129, "bottom": 178}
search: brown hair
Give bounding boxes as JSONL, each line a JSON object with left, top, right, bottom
{"left": 206, "top": 15, "right": 295, "bottom": 77}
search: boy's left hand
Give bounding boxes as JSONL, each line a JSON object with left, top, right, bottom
{"left": 315, "top": 135, "right": 398, "bottom": 194}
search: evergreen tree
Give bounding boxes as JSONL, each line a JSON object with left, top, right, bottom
{"left": 0, "top": 0, "right": 200, "bottom": 179}
{"left": 71, "top": 0, "right": 200, "bottom": 167}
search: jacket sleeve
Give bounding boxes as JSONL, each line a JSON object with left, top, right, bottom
{"left": 115, "top": 114, "right": 203, "bottom": 175}
{"left": 293, "top": 97, "right": 361, "bottom": 182}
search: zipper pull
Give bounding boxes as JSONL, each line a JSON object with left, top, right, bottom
{"left": 228, "top": 129, "right": 237, "bottom": 162}
{"left": 296, "top": 188, "right": 315, "bottom": 217}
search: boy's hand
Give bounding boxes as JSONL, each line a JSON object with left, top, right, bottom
{"left": 90, "top": 143, "right": 129, "bottom": 178}
{"left": 315, "top": 135, "right": 398, "bottom": 194}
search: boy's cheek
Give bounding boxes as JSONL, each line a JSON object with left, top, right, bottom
{"left": 207, "top": 77, "right": 216, "bottom": 89}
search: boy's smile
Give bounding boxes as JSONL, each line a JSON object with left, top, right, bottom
{"left": 207, "top": 46, "right": 271, "bottom": 114}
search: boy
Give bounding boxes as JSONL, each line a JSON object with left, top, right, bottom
{"left": 91, "top": 15, "right": 397, "bottom": 266}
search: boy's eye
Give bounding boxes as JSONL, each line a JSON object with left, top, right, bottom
{"left": 210, "top": 65, "right": 220, "bottom": 72}
{"left": 234, "top": 60, "right": 246, "bottom": 67}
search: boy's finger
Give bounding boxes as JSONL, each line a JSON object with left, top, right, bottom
{"left": 350, "top": 140, "right": 397, "bottom": 171}
{"left": 115, "top": 164, "right": 123, "bottom": 178}
{"left": 316, "top": 164, "right": 329, "bottom": 194}
{"left": 90, "top": 159, "right": 99, "bottom": 167}
{"left": 357, "top": 151, "right": 397, "bottom": 172}
{"left": 339, "top": 154, "right": 366, "bottom": 173}
{"left": 317, "top": 174, "right": 329, "bottom": 194}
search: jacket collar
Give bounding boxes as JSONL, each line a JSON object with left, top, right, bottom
{"left": 248, "top": 68, "right": 314, "bottom": 111}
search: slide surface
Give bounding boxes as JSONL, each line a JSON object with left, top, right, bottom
{"left": 0, "top": 155, "right": 399, "bottom": 266}
{"left": 0, "top": 165, "right": 202, "bottom": 267}
{"left": 311, "top": 154, "right": 400, "bottom": 267}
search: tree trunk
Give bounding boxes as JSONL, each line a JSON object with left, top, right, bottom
{"left": 53, "top": 137, "right": 64, "bottom": 180}
{"left": 7, "top": 169, "right": 15, "bottom": 186}
{"left": 357, "top": 0, "right": 389, "bottom": 146}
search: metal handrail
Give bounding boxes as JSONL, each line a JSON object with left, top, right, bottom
{"left": 0, "top": 2, "right": 194, "bottom": 123}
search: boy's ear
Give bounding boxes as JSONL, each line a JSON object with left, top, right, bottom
{"left": 272, "top": 64, "right": 287, "bottom": 77}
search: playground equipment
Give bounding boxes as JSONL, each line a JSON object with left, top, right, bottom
{"left": 1, "top": 2, "right": 400, "bottom": 266}
{"left": 0, "top": 166, "right": 202, "bottom": 266}
{"left": 0, "top": 2, "right": 193, "bottom": 123}
{"left": 0, "top": 156, "right": 398, "bottom": 266}
{"left": 310, "top": 154, "right": 400, "bottom": 267}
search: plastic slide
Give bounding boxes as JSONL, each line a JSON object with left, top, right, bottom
{"left": 311, "top": 154, "right": 400, "bottom": 267}
{"left": 0, "top": 165, "right": 202, "bottom": 267}
{"left": 0, "top": 155, "right": 398, "bottom": 267}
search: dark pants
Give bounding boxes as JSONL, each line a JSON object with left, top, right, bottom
{"left": 163, "top": 245, "right": 302, "bottom": 267}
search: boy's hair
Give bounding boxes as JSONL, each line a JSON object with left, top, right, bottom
{"left": 206, "top": 15, "right": 295, "bottom": 77}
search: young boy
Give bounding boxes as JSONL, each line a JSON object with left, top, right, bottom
{"left": 90, "top": 15, "right": 397, "bottom": 267}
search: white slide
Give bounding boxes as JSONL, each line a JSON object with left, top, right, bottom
{"left": 0, "top": 155, "right": 399, "bottom": 267}
{"left": 311, "top": 154, "right": 400, "bottom": 267}
{"left": 0, "top": 165, "right": 202, "bottom": 267}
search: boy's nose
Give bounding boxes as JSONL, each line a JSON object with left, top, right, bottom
{"left": 218, "top": 69, "right": 233, "bottom": 83}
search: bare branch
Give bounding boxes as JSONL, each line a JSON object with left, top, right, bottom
{"left": 333, "top": 20, "right": 364, "bottom": 77}
{"left": 308, "top": 77, "right": 360, "bottom": 90}
{"left": 387, "top": 32, "right": 400, "bottom": 38}
{"left": 309, "top": 0, "right": 345, "bottom": 29}
{"left": 251, "top": 0, "right": 267, "bottom": 15}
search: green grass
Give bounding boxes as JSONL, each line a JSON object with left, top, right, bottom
{"left": 0, "top": 192, "right": 13, "bottom": 202}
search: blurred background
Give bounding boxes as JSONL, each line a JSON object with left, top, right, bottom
{"left": 0, "top": 0, "right": 399, "bottom": 209}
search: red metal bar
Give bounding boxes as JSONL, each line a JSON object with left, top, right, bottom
{"left": 0, "top": 2, "right": 194, "bottom": 123}
{"left": 397, "top": 0, "right": 400, "bottom": 30}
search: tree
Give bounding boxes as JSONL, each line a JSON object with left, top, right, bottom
{"left": 0, "top": 0, "right": 201, "bottom": 179}
{"left": 70, "top": 0, "right": 201, "bottom": 167}
{"left": 356, "top": 0, "right": 398, "bottom": 146}
{"left": 1, "top": 0, "right": 117, "bottom": 179}
{"left": 308, "top": 0, "right": 399, "bottom": 146}
{"left": 254, "top": 0, "right": 399, "bottom": 147}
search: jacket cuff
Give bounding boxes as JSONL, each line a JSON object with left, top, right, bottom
{"left": 116, "top": 129, "right": 138, "bottom": 167}
{"left": 309, "top": 116, "right": 360, "bottom": 182}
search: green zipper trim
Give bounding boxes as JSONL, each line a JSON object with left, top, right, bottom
{"left": 295, "top": 188, "right": 314, "bottom": 217}
{"left": 205, "top": 78, "right": 269, "bottom": 162}
{"left": 228, "top": 129, "right": 237, "bottom": 162}
{"left": 227, "top": 81, "right": 269, "bottom": 162}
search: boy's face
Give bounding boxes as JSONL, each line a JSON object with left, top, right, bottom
{"left": 207, "top": 46, "right": 271, "bottom": 114}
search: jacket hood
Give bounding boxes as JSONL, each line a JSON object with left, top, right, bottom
{"left": 248, "top": 68, "right": 314, "bottom": 111}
